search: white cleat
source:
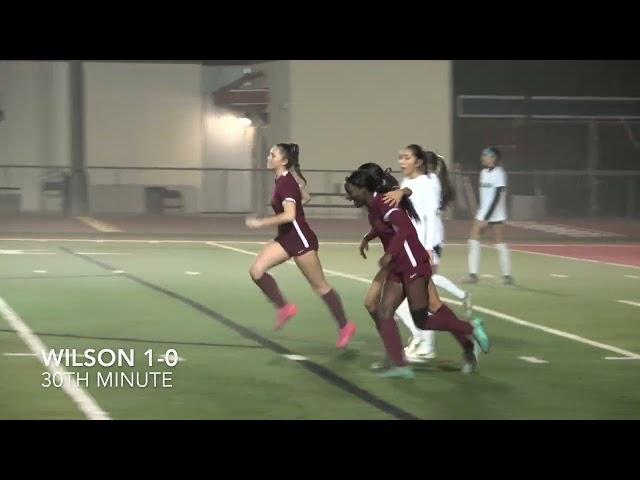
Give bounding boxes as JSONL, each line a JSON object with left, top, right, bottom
{"left": 404, "top": 336, "right": 421, "bottom": 356}
{"left": 405, "top": 341, "right": 437, "bottom": 363}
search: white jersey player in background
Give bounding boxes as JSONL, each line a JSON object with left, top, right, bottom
{"left": 463, "top": 146, "right": 514, "bottom": 285}
{"left": 383, "top": 144, "right": 473, "bottom": 363}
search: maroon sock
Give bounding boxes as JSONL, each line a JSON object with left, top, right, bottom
{"left": 321, "top": 289, "right": 348, "bottom": 329}
{"left": 253, "top": 273, "right": 286, "bottom": 309}
{"left": 378, "top": 316, "right": 407, "bottom": 367}
{"left": 424, "top": 305, "right": 474, "bottom": 350}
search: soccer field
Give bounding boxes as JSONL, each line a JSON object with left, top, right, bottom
{"left": 1, "top": 237, "right": 639, "bottom": 420}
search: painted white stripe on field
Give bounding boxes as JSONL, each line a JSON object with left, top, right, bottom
{"left": 0, "top": 237, "right": 633, "bottom": 248}
{"left": 4, "top": 353, "right": 88, "bottom": 359}
{"left": 75, "top": 252, "right": 132, "bottom": 256}
{"left": 511, "top": 247, "right": 640, "bottom": 270}
{"left": 617, "top": 300, "right": 640, "bottom": 308}
{"left": 157, "top": 355, "right": 186, "bottom": 363}
{"left": 550, "top": 274, "right": 569, "bottom": 278}
{"left": 184, "top": 271, "right": 200, "bottom": 276}
{"left": 0, "top": 250, "right": 56, "bottom": 255}
{"left": 206, "top": 241, "right": 640, "bottom": 360}
{"left": 76, "top": 216, "right": 122, "bottom": 233}
{"left": 625, "top": 275, "right": 639, "bottom": 279}
{"left": 508, "top": 221, "right": 625, "bottom": 238}
{"left": 112, "top": 270, "right": 126, "bottom": 274}
{"left": 480, "top": 274, "right": 495, "bottom": 278}
{"left": 0, "top": 296, "right": 110, "bottom": 420}
{"left": 283, "top": 354, "right": 308, "bottom": 361}
{"left": 604, "top": 356, "right": 640, "bottom": 360}
{"left": 518, "top": 356, "right": 548, "bottom": 364}
{"left": 33, "top": 270, "right": 47, "bottom": 274}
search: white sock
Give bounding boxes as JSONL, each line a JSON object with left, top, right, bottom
{"left": 394, "top": 298, "right": 422, "bottom": 338}
{"left": 468, "top": 239, "right": 481, "bottom": 275}
{"left": 495, "top": 243, "right": 512, "bottom": 276}
{"left": 432, "top": 274, "right": 467, "bottom": 300}
{"left": 419, "top": 320, "right": 435, "bottom": 351}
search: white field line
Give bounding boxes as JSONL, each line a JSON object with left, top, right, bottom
{"left": 4, "top": 353, "right": 88, "bottom": 358}
{"left": 1, "top": 236, "right": 638, "bottom": 269}
{"left": 0, "top": 250, "right": 56, "bottom": 255}
{"left": 624, "top": 275, "right": 639, "bottom": 279}
{"left": 0, "top": 237, "right": 637, "bottom": 248}
{"left": 550, "top": 274, "right": 569, "bottom": 278}
{"left": 510, "top": 247, "right": 640, "bottom": 270}
{"left": 0, "top": 296, "right": 110, "bottom": 420}
{"left": 617, "top": 300, "right": 640, "bottom": 308}
{"left": 206, "top": 241, "right": 640, "bottom": 360}
{"left": 76, "top": 216, "right": 122, "bottom": 233}
{"left": 518, "top": 356, "right": 548, "bottom": 364}
{"left": 283, "top": 354, "right": 308, "bottom": 361}
{"left": 75, "top": 252, "right": 132, "bottom": 256}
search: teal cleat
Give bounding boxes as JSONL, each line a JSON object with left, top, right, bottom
{"left": 471, "top": 317, "right": 491, "bottom": 353}
{"left": 378, "top": 366, "right": 415, "bottom": 379}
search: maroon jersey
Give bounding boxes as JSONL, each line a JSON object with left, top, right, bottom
{"left": 368, "top": 192, "right": 429, "bottom": 273}
{"left": 272, "top": 171, "right": 319, "bottom": 257}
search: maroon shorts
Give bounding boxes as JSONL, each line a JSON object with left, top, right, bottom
{"left": 387, "top": 260, "right": 432, "bottom": 285}
{"left": 276, "top": 229, "right": 319, "bottom": 258}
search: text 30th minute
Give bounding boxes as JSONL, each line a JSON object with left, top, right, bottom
{"left": 40, "top": 348, "right": 179, "bottom": 389}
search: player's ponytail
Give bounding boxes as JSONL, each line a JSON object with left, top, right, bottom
{"left": 425, "top": 151, "right": 456, "bottom": 210}
{"left": 277, "top": 142, "right": 307, "bottom": 186}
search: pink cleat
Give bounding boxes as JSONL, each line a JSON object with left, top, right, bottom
{"left": 336, "top": 322, "right": 357, "bottom": 349}
{"left": 275, "top": 303, "right": 298, "bottom": 331}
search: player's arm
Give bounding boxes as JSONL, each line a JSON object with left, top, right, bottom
{"left": 246, "top": 201, "right": 296, "bottom": 229}
{"left": 423, "top": 184, "right": 438, "bottom": 256}
{"left": 359, "top": 228, "right": 378, "bottom": 259}
{"left": 482, "top": 186, "right": 505, "bottom": 221}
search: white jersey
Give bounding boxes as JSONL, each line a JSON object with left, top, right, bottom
{"left": 401, "top": 173, "right": 443, "bottom": 251}
{"left": 476, "top": 166, "right": 507, "bottom": 222}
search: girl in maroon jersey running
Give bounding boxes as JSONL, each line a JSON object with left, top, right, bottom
{"left": 344, "top": 167, "right": 490, "bottom": 378}
{"left": 245, "top": 143, "right": 357, "bottom": 348}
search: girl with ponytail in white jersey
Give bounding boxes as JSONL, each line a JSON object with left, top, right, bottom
{"left": 383, "top": 145, "right": 476, "bottom": 366}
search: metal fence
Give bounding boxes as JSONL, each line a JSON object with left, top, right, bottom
{"left": 1, "top": 165, "right": 639, "bottom": 219}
